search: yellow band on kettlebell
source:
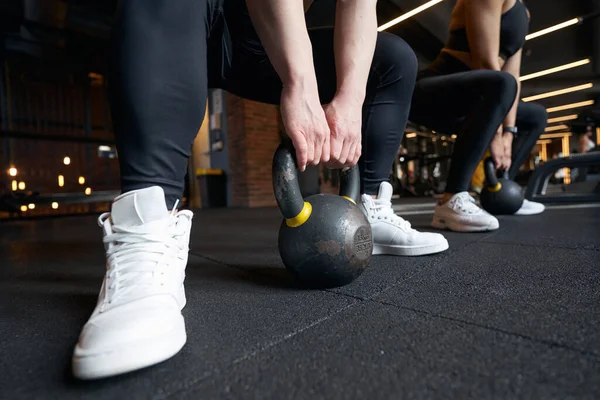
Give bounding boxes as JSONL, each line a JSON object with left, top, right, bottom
{"left": 487, "top": 182, "right": 502, "bottom": 192}
{"left": 342, "top": 196, "right": 356, "bottom": 205}
{"left": 285, "top": 201, "right": 312, "bottom": 228}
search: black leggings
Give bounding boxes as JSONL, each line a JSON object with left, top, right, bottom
{"left": 410, "top": 52, "right": 546, "bottom": 193}
{"left": 108, "top": 0, "right": 418, "bottom": 206}
{"left": 508, "top": 102, "right": 548, "bottom": 179}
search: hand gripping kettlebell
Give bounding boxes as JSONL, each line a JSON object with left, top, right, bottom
{"left": 272, "top": 140, "right": 373, "bottom": 288}
{"left": 479, "top": 157, "right": 524, "bottom": 215}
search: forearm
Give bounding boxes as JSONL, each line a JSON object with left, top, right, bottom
{"left": 333, "top": 0, "right": 378, "bottom": 104}
{"left": 246, "top": 0, "right": 316, "bottom": 87}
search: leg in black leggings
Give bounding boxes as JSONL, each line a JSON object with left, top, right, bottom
{"left": 410, "top": 70, "right": 518, "bottom": 194}
{"left": 222, "top": 28, "right": 418, "bottom": 195}
{"left": 108, "top": 0, "right": 221, "bottom": 207}
{"left": 508, "top": 101, "right": 548, "bottom": 180}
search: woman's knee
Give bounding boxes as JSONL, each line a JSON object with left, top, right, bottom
{"left": 372, "top": 32, "right": 418, "bottom": 88}
{"left": 523, "top": 103, "right": 548, "bottom": 133}
{"left": 485, "top": 71, "right": 518, "bottom": 100}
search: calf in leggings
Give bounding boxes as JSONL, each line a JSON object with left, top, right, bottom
{"left": 71, "top": 0, "right": 449, "bottom": 380}
{"left": 409, "top": 0, "right": 548, "bottom": 233}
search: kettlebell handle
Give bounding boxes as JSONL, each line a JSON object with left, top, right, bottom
{"left": 483, "top": 157, "right": 502, "bottom": 192}
{"left": 272, "top": 140, "right": 361, "bottom": 221}
{"left": 339, "top": 166, "right": 361, "bottom": 205}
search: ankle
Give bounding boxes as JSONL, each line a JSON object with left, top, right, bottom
{"left": 439, "top": 193, "right": 454, "bottom": 205}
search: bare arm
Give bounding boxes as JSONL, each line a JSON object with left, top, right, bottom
{"left": 246, "top": 0, "right": 317, "bottom": 88}
{"left": 501, "top": 48, "right": 522, "bottom": 128}
{"left": 464, "top": 0, "right": 504, "bottom": 70}
{"left": 333, "top": 0, "right": 378, "bottom": 104}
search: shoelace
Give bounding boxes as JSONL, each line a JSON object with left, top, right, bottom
{"left": 98, "top": 206, "right": 193, "bottom": 304}
{"left": 450, "top": 193, "right": 483, "bottom": 214}
{"left": 369, "top": 199, "right": 413, "bottom": 232}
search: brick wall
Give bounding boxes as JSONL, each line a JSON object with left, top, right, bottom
{"left": 226, "top": 92, "right": 281, "bottom": 208}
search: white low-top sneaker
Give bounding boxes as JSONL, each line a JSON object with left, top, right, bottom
{"left": 515, "top": 199, "right": 545, "bottom": 215}
{"left": 360, "top": 182, "right": 449, "bottom": 256}
{"left": 432, "top": 191, "right": 499, "bottom": 232}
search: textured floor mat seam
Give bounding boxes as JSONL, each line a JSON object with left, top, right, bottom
{"left": 155, "top": 300, "right": 362, "bottom": 399}
{"left": 367, "top": 297, "right": 600, "bottom": 360}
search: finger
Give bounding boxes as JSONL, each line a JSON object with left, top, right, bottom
{"left": 354, "top": 143, "right": 362, "bottom": 166}
{"left": 321, "top": 131, "right": 331, "bottom": 164}
{"left": 312, "top": 132, "right": 323, "bottom": 166}
{"left": 346, "top": 141, "right": 359, "bottom": 167}
{"left": 294, "top": 135, "right": 311, "bottom": 171}
{"left": 330, "top": 134, "right": 343, "bottom": 163}
{"left": 338, "top": 138, "right": 351, "bottom": 166}
{"left": 493, "top": 155, "right": 502, "bottom": 170}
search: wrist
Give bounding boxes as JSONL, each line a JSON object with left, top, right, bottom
{"left": 334, "top": 86, "right": 366, "bottom": 108}
{"left": 283, "top": 69, "right": 319, "bottom": 94}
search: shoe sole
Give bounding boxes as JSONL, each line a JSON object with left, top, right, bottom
{"left": 72, "top": 316, "right": 186, "bottom": 380}
{"left": 373, "top": 239, "right": 449, "bottom": 256}
{"left": 514, "top": 209, "right": 545, "bottom": 216}
{"left": 431, "top": 216, "right": 499, "bottom": 233}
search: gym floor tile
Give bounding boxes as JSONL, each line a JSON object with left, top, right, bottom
{"left": 177, "top": 301, "right": 600, "bottom": 400}
{"left": 373, "top": 242, "right": 600, "bottom": 356}
{"left": 482, "top": 206, "right": 600, "bottom": 250}
{"left": 0, "top": 253, "right": 355, "bottom": 399}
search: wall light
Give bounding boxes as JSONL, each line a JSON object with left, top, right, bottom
{"left": 451, "top": 134, "right": 457, "bottom": 139}
{"left": 18, "top": 182, "right": 25, "bottom": 190}
{"left": 20, "top": 205, "right": 27, "bottom": 212}
{"left": 406, "top": 132, "right": 417, "bottom": 138}
{"left": 85, "top": 187, "right": 92, "bottom": 195}
{"left": 52, "top": 202, "right": 59, "bottom": 209}
{"left": 28, "top": 203, "right": 35, "bottom": 210}
{"left": 522, "top": 83, "right": 593, "bottom": 102}
{"left": 9, "top": 167, "right": 17, "bottom": 176}
{"left": 63, "top": 156, "right": 71, "bottom": 165}
{"left": 11, "top": 180, "right": 17, "bottom": 191}
{"left": 526, "top": 18, "right": 581, "bottom": 41}
{"left": 378, "top": 0, "right": 445, "bottom": 32}
{"left": 78, "top": 176, "right": 86, "bottom": 185}
{"left": 58, "top": 175, "right": 65, "bottom": 187}
{"left": 545, "top": 124, "right": 569, "bottom": 133}
{"left": 520, "top": 59, "right": 590, "bottom": 82}
{"left": 546, "top": 100, "right": 594, "bottom": 114}
{"left": 547, "top": 114, "right": 578, "bottom": 124}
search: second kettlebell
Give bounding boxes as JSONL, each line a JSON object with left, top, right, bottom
{"left": 479, "top": 157, "right": 524, "bottom": 215}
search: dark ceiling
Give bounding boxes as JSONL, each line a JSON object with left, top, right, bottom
{"left": 2, "top": 0, "right": 600, "bottom": 130}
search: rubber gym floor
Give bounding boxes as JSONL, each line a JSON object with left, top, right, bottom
{"left": 2, "top": 199, "right": 599, "bottom": 399}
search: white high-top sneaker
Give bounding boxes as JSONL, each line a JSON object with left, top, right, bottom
{"left": 360, "top": 182, "right": 449, "bottom": 256}
{"left": 515, "top": 199, "right": 545, "bottom": 215}
{"left": 432, "top": 191, "right": 499, "bottom": 232}
{"left": 72, "top": 186, "right": 193, "bottom": 380}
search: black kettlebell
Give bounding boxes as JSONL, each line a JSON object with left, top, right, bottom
{"left": 272, "top": 141, "right": 373, "bottom": 289}
{"left": 479, "top": 157, "right": 524, "bottom": 215}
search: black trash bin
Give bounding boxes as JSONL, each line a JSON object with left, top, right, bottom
{"left": 196, "top": 168, "right": 227, "bottom": 208}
